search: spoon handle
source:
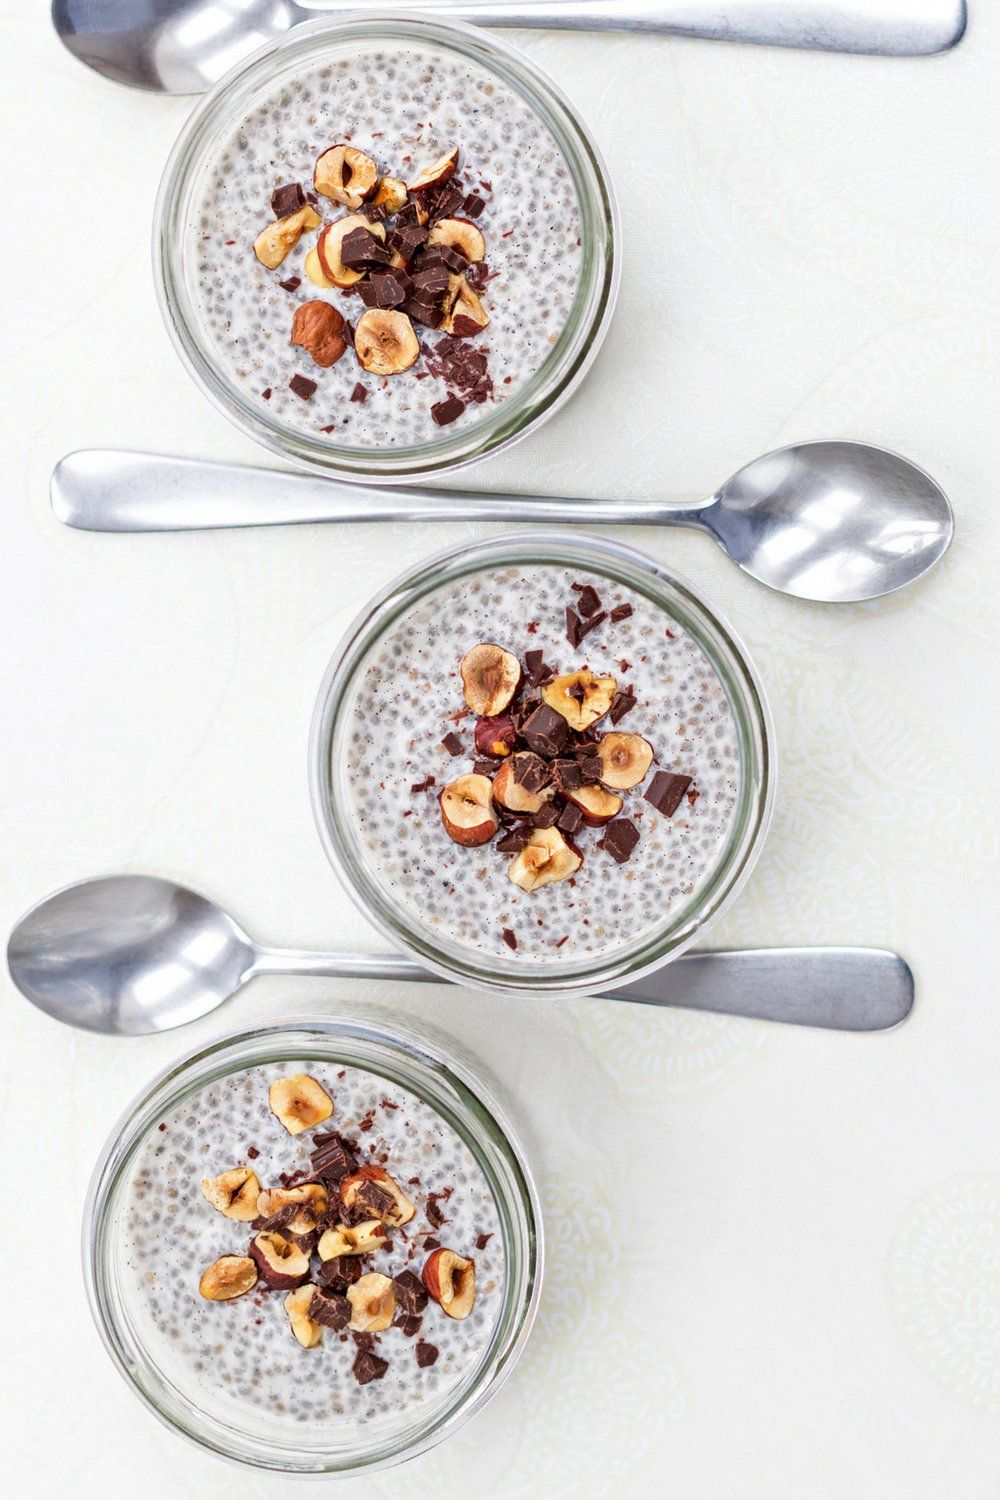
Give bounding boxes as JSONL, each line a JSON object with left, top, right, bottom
{"left": 51, "top": 449, "right": 697, "bottom": 532}
{"left": 299, "top": 0, "right": 964, "bottom": 56}
{"left": 251, "top": 945, "right": 913, "bottom": 1031}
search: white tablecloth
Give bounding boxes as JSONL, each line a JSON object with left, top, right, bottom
{"left": 1, "top": 7, "right": 997, "bottom": 1496}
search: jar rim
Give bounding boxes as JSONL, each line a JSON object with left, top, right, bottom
{"left": 152, "top": 12, "right": 620, "bottom": 483}
{"left": 309, "top": 530, "right": 777, "bottom": 996}
{"left": 82, "top": 1013, "right": 543, "bottom": 1475}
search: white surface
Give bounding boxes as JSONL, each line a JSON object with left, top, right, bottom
{"left": 1, "top": 9, "right": 998, "bottom": 1499}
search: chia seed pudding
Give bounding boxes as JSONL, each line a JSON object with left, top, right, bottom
{"left": 342, "top": 565, "right": 742, "bottom": 964}
{"left": 191, "top": 42, "right": 583, "bottom": 446}
{"left": 122, "top": 1061, "right": 503, "bottom": 1426}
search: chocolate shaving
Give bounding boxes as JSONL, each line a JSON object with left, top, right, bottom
{"left": 573, "top": 583, "right": 602, "bottom": 617}
{"left": 502, "top": 927, "right": 518, "bottom": 950}
{"left": 610, "top": 603, "right": 633, "bottom": 622}
{"left": 644, "top": 770, "right": 692, "bottom": 818}
{"left": 524, "top": 648, "right": 554, "bottom": 686}
{"left": 277, "top": 275, "right": 301, "bottom": 292}
{"left": 410, "top": 776, "right": 436, "bottom": 794}
{"left": 350, "top": 382, "right": 367, "bottom": 404}
{"left": 475, "top": 1231, "right": 494, "bottom": 1250}
{"left": 441, "top": 731, "right": 464, "bottom": 756}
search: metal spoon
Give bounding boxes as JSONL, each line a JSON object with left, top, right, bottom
{"left": 7, "top": 874, "right": 912, "bottom": 1035}
{"left": 52, "top": 441, "right": 953, "bottom": 603}
{"left": 51, "top": 1, "right": 967, "bottom": 93}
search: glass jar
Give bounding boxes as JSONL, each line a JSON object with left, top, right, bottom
{"left": 153, "top": 14, "right": 619, "bottom": 482}
{"left": 310, "top": 531, "right": 776, "bottom": 995}
{"left": 83, "top": 1015, "right": 541, "bottom": 1475}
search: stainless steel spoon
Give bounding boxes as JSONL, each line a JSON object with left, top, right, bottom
{"left": 51, "top": 0, "right": 967, "bottom": 93}
{"left": 7, "top": 874, "right": 913, "bottom": 1035}
{"left": 52, "top": 442, "right": 953, "bottom": 603}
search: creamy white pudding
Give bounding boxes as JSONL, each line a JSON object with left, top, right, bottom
{"left": 123, "top": 1061, "right": 502, "bottom": 1424}
{"left": 192, "top": 42, "right": 582, "bottom": 446}
{"left": 343, "top": 565, "right": 742, "bottom": 964}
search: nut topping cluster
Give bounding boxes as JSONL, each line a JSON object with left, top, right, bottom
{"left": 196, "top": 1072, "right": 480, "bottom": 1385}
{"left": 252, "top": 141, "right": 495, "bottom": 425}
{"left": 431, "top": 582, "right": 697, "bottom": 930}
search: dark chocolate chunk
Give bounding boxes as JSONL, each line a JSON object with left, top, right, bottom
{"left": 289, "top": 373, "right": 317, "bottom": 401}
{"left": 524, "top": 648, "right": 551, "bottom": 685}
{"left": 609, "top": 688, "right": 637, "bottom": 725}
{"left": 410, "top": 263, "right": 451, "bottom": 298}
{"left": 610, "top": 603, "right": 633, "bottom": 622}
{"left": 426, "top": 181, "right": 464, "bottom": 222}
{"left": 644, "top": 770, "right": 693, "bottom": 818}
{"left": 573, "top": 583, "right": 602, "bottom": 617}
{"left": 410, "top": 775, "right": 436, "bottom": 794}
{"left": 463, "top": 192, "right": 486, "bottom": 219}
{"left": 512, "top": 698, "right": 540, "bottom": 735}
{"left": 531, "top": 802, "right": 561, "bottom": 829}
{"left": 353, "top": 1180, "right": 396, "bottom": 1220}
{"left": 277, "top": 275, "right": 301, "bottom": 292}
{"left": 576, "top": 753, "right": 603, "bottom": 783}
{"left": 340, "top": 226, "right": 392, "bottom": 269}
{"left": 357, "top": 269, "right": 410, "bottom": 308}
{"left": 599, "top": 817, "right": 641, "bottom": 863}
{"left": 557, "top": 801, "right": 584, "bottom": 834}
{"left": 398, "top": 1314, "right": 423, "bottom": 1337}
{"left": 388, "top": 222, "right": 428, "bottom": 263}
{"left": 495, "top": 825, "right": 532, "bottom": 854}
{"left": 309, "top": 1288, "right": 351, "bottom": 1330}
{"left": 352, "top": 1348, "right": 389, "bottom": 1385}
{"left": 512, "top": 752, "right": 551, "bottom": 795}
{"left": 565, "top": 606, "right": 582, "bottom": 648}
{"left": 578, "top": 609, "right": 607, "bottom": 642}
{"left": 252, "top": 1203, "right": 299, "bottom": 1233}
{"left": 350, "top": 382, "right": 367, "bottom": 404}
{"left": 402, "top": 297, "right": 445, "bottom": 329}
{"left": 317, "top": 1255, "right": 363, "bottom": 1290}
{"left": 415, "top": 1340, "right": 439, "bottom": 1368}
{"left": 441, "top": 731, "right": 464, "bottom": 756}
{"left": 502, "top": 927, "right": 518, "bottom": 950}
{"left": 431, "top": 395, "right": 465, "bottom": 426}
{"left": 551, "top": 758, "right": 583, "bottom": 792}
{"left": 310, "top": 1133, "right": 356, "bottom": 1182}
{"left": 246, "top": 1145, "right": 260, "bottom": 1160}
{"left": 418, "top": 241, "right": 468, "bottom": 273}
{"left": 271, "top": 182, "right": 305, "bottom": 218}
{"left": 520, "top": 703, "right": 570, "bottom": 758}
{"left": 393, "top": 1269, "right": 429, "bottom": 1315}
{"left": 472, "top": 757, "right": 499, "bottom": 778}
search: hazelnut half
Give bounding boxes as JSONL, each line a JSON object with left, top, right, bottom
{"left": 290, "top": 300, "right": 348, "bottom": 367}
{"left": 304, "top": 246, "right": 334, "bottom": 289}
{"left": 340, "top": 1165, "right": 416, "bottom": 1227}
{"left": 253, "top": 203, "right": 321, "bottom": 269}
{"left": 354, "top": 309, "right": 419, "bottom": 375}
{"left": 199, "top": 1254, "right": 258, "bottom": 1301}
{"left": 317, "top": 214, "right": 387, "bottom": 288}
{"left": 440, "top": 774, "right": 498, "bottom": 846}
{"left": 564, "top": 783, "right": 623, "bottom": 827}
{"left": 347, "top": 1272, "right": 397, "bottom": 1334}
{"left": 542, "top": 669, "right": 618, "bottom": 732}
{"left": 597, "top": 732, "right": 654, "bottom": 790}
{"left": 370, "top": 176, "right": 407, "bottom": 215}
{"left": 460, "top": 643, "right": 521, "bottom": 717}
{"left": 269, "top": 1073, "right": 333, "bottom": 1134}
{"left": 422, "top": 1248, "right": 476, "bottom": 1320}
{"left": 314, "top": 145, "right": 379, "bottom": 209}
{"left": 474, "top": 713, "right": 516, "bottom": 758}
{"left": 249, "top": 1230, "right": 311, "bottom": 1290}
{"left": 256, "top": 1182, "right": 329, "bottom": 1234}
{"left": 407, "top": 146, "right": 459, "bottom": 192}
{"left": 317, "top": 1220, "right": 388, "bottom": 1259}
{"left": 492, "top": 755, "right": 552, "bottom": 815}
{"left": 201, "top": 1167, "right": 261, "bottom": 1222}
{"left": 427, "top": 217, "right": 485, "bottom": 263}
{"left": 284, "top": 1284, "right": 323, "bottom": 1348}
{"left": 441, "top": 274, "right": 490, "bottom": 337}
{"left": 508, "top": 826, "right": 582, "bottom": 892}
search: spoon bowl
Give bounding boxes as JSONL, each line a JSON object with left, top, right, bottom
{"left": 700, "top": 440, "right": 954, "bottom": 602}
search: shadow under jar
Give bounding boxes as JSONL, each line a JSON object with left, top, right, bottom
{"left": 310, "top": 532, "right": 776, "bottom": 997}
{"left": 154, "top": 14, "right": 619, "bottom": 482}
{"left": 83, "top": 1016, "right": 541, "bottom": 1475}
